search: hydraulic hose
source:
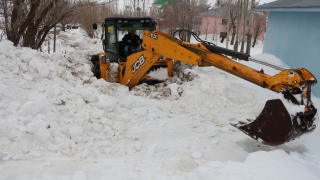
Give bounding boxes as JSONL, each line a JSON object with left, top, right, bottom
{"left": 173, "top": 29, "right": 287, "bottom": 71}
{"left": 203, "top": 43, "right": 250, "bottom": 61}
{"left": 203, "top": 43, "right": 287, "bottom": 71}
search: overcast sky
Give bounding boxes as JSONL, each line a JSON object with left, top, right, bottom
{"left": 116, "top": 0, "right": 276, "bottom": 10}
{"left": 207, "top": 0, "right": 275, "bottom": 5}
{"left": 255, "top": 0, "right": 276, "bottom": 4}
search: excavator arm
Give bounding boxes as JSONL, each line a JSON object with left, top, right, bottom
{"left": 142, "top": 30, "right": 317, "bottom": 93}
{"left": 99, "top": 30, "right": 318, "bottom": 146}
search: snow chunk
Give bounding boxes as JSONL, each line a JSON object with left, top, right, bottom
{"left": 192, "top": 151, "right": 202, "bottom": 159}
{"left": 69, "top": 126, "right": 84, "bottom": 137}
{"left": 167, "top": 83, "right": 182, "bottom": 99}
{"left": 72, "top": 171, "right": 87, "bottom": 180}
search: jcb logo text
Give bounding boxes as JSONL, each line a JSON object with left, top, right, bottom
{"left": 131, "top": 55, "right": 145, "bottom": 74}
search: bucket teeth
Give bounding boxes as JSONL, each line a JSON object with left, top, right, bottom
{"left": 246, "top": 119, "right": 254, "bottom": 122}
{"left": 231, "top": 121, "right": 247, "bottom": 128}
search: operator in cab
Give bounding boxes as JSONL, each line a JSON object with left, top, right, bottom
{"left": 122, "top": 29, "right": 141, "bottom": 57}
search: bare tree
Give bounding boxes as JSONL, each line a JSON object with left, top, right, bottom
{"left": 227, "top": 0, "right": 240, "bottom": 45}
{"left": 203, "top": 15, "right": 210, "bottom": 40}
{"left": 233, "top": 0, "right": 242, "bottom": 52}
{"left": 215, "top": 0, "right": 238, "bottom": 45}
{"left": 77, "top": 0, "right": 122, "bottom": 38}
{"left": 161, "top": 4, "right": 179, "bottom": 35}
{"left": 240, "top": 0, "right": 248, "bottom": 53}
{"left": 211, "top": 18, "right": 219, "bottom": 44}
{"left": 245, "top": 0, "right": 255, "bottom": 54}
{"left": 123, "top": 0, "right": 150, "bottom": 17}
{"left": 60, "top": 9, "right": 79, "bottom": 32}
{"left": 162, "top": 0, "right": 207, "bottom": 41}
{"left": 220, "top": 0, "right": 264, "bottom": 51}
{"left": 78, "top": 6, "right": 97, "bottom": 38}
{"left": 141, "top": 0, "right": 151, "bottom": 17}
{"left": 251, "top": 11, "right": 266, "bottom": 47}
{"left": 226, "top": 0, "right": 230, "bottom": 47}
{"left": 1, "top": 0, "right": 96, "bottom": 49}
{"left": 123, "top": 0, "right": 135, "bottom": 17}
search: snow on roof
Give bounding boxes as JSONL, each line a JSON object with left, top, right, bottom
{"left": 198, "top": 7, "right": 226, "bottom": 16}
{"left": 255, "top": 0, "right": 320, "bottom": 10}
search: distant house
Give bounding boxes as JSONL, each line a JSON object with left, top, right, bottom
{"left": 255, "top": 0, "right": 320, "bottom": 97}
{"left": 196, "top": 6, "right": 229, "bottom": 39}
{"left": 195, "top": 5, "right": 266, "bottom": 42}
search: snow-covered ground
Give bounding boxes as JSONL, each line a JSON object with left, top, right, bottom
{"left": 0, "top": 29, "right": 320, "bottom": 180}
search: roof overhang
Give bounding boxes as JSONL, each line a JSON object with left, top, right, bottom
{"left": 255, "top": 7, "right": 320, "bottom": 12}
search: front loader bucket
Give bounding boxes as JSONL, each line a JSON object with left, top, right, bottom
{"left": 232, "top": 99, "right": 317, "bottom": 146}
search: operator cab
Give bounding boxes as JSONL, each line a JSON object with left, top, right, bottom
{"left": 92, "top": 16, "right": 156, "bottom": 62}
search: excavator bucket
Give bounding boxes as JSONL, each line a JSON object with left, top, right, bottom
{"left": 232, "top": 91, "right": 317, "bottom": 146}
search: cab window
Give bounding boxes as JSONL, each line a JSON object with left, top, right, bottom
{"left": 105, "top": 21, "right": 117, "bottom": 54}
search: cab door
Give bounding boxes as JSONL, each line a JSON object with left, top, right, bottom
{"left": 104, "top": 20, "right": 119, "bottom": 62}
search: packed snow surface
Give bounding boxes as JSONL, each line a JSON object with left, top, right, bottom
{"left": 0, "top": 29, "right": 320, "bottom": 179}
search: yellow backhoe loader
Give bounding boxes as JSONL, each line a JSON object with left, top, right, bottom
{"left": 91, "top": 17, "right": 318, "bottom": 146}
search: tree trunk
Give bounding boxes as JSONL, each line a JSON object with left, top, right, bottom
{"left": 240, "top": 0, "right": 247, "bottom": 53}
{"left": 23, "top": 23, "right": 38, "bottom": 47}
{"left": 33, "top": 26, "right": 52, "bottom": 50}
{"left": 245, "top": 34, "right": 252, "bottom": 54}
{"left": 6, "top": 0, "right": 23, "bottom": 43}
{"left": 252, "top": 36, "right": 257, "bottom": 47}
{"left": 234, "top": 0, "right": 242, "bottom": 52}
{"left": 230, "top": 24, "right": 236, "bottom": 45}
{"left": 221, "top": 36, "right": 226, "bottom": 43}
{"left": 252, "top": 24, "right": 260, "bottom": 48}
{"left": 14, "top": 0, "right": 41, "bottom": 46}
{"left": 245, "top": 0, "right": 255, "bottom": 54}
{"left": 54, "top": 25, "right": 56, "bottom": 53}
{"left": 3, "top": 0, "right": 89, "bottom": 49}
{"left": 22, "top": 1, "right": 55, "bottom": 48}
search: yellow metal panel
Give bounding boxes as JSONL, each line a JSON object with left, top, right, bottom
{"left": 120, "top": 50, "right": 161, "bottom": 87}
{"left": 98, "top": 53, "right": 108, "bottom": 81}
{"left": 143, "top": 30, "right": 201, "bottom": 65}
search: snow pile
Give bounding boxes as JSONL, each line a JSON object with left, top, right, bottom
{"left": 0, "top": 38, "right": 199, "bottom": 160}
{"left": 0, "top": 39, "right": 130, "bottom": 159}
{"left": 0, "top": 29, "right": 320, "bottom": 179}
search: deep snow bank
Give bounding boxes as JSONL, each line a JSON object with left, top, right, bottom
{"left": 0, "top": 38, "right": 194, "bottom": 160}
{"left": 1, "top": 30, "right": 320, "bottom": 179}
{"left": 0, "top": 40, "right": 134, "bottom": 160}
